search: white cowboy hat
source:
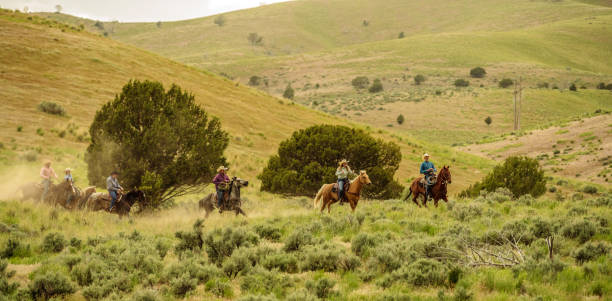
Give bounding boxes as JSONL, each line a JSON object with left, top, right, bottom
{"left": 338, "top": 159, "right": 349, "bottom": 166}
{"left": 423, "top": 153, "right": 430, "bottom": 158}
{"left": 65, "top": 168, "right": 71, "bottom": 172}
{"left": 217, "top": 166, "right": 228, "bottom": 172}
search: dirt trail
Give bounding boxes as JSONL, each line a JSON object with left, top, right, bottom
{"left": 459, "top": 114, "right": 611, "bottom": 184}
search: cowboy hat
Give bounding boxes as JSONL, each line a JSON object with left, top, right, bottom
{"left": 65, "top": 168, "right": 71, "bottom": 172}
{"left": 423, "top": 153, "right": 430, "bottom": 158}
{"left": 338, "top": 159, "right": 349, "bottom": 166}
{"left": 217, "top": 166, "right": 229, "bottom": 172}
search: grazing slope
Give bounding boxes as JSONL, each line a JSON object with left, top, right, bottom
{"left": 0, "top": 10, "right": 492, "bottom": 194}
{"left": 40, "top": 0, "right": 612, "bottom": 145}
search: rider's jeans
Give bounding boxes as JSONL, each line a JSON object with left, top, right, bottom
{"left": 216, "top": 188, "right": 225, "bottom": 207}
{"left": 338, "top": 178, "right": 348, "bottom": 200}
{"left": 109, "top": 190, "right": 117, "bottom": 210}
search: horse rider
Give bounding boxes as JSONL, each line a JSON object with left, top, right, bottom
{"left": 420, "top": 153, "right": 437, "bottom": 202}
{"left": 336, "top": 159, "right": 355, "bottom": 204}
{"left": 64, "top": 168, "right": 75, "bottom": 207}
{"left": 106, "top": 171, "right": 124, "bottom": 212}
{"left": 40, "top": 161, "right": 58, "bottom": 202}
{"left": 212, "top": 166, "right": 230, "bottom": 212}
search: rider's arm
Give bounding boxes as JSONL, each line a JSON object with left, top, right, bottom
{"left": 419, "top": 162, "right": 427, "bottom": 175}
{"left": 106, "top": 177, "right": 114, "bottom": 191}
{"left": 335, "top": 168, "right": 343, "bottom": 177}
{"left": 51, "top": 168, "right": 58, "bottom": 178}
{"left": 432, "top": 163, "right": 437, "bottom": 173}
{"left": 40, "top": 168, "right": 47, "bottom": 179}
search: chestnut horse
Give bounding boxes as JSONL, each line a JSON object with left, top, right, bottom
{"left": 313, "top": 170, "right": 372, "bottom": 213}
{"left": 404, "top": 166, "right": 452, "bottom": 208}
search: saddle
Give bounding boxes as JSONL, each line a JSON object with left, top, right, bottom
{"left": 419, "top": 175, "right": 437, "bottom": 187}
{"left": 331, "top": 182, "right": 350, "bottom": 193}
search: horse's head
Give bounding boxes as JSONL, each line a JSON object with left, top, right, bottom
{"left": 439, "top": 166, "right": 452, "bottom": 184}
{"left": 231, "top": 177, "right": 249, "bottom": 188}
{"left": 359, "top": 170, "right": 372, "bottom": 185}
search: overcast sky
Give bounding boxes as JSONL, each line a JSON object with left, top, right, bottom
{"left": 0, "top": 0, "right": 291, "bottom": 22}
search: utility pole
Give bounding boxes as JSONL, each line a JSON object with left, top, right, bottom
{"left": 513, "top": 77, "right": 523, "bottom": 131}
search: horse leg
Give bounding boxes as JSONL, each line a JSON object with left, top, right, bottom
{"left": 350, "top": 199, "right": 356, "bottom": 212}
{"left": 434, "top": 198, "right": 439, "bottom": 208}
{"left": 443, "top": 196, "right": 449, "bottom": 203}
{"left": 235, "top": 207, "right": 246, "bottom": 216}
{"left": 412, "top": 193, "right": 420, "bottom": 207}
{"left": 320, "top": 198, "right": 326, "bottom": 213}
{"left": 327, "top": 200, "right": 332, "bottom": 214}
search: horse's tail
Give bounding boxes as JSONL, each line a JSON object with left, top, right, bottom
{"left": 403, "top": 187, "right": 412, "bottom": 202}
{"left": 313, "top": 185, "right": 325, "bottom": 209}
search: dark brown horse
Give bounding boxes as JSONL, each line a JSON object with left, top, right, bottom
{"left": 86, "top": 189, "right": 146, "bottom": 217}
{"left": 404, "top": 166, "right": 452, "bottom": 208}
{"left": 198, "top": 177, "right": 248, "bottom": 217}
{"left": 313, "top": 170, "right": 372, "bottom": 213}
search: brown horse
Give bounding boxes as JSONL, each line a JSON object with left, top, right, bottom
{"left": 313, "top": 170, "right": 372, "bottom": 213}
{"left": 86, "top": 189, "right": 146, "bottom": 217}
{"left": 43, "top": 180, "right": 74, "bottom": 206}
{"left": 404, "top": 166, "right": 452, "bottom": 208}
{"left": 54, "top": 185, "right": 97, "bottom": 210}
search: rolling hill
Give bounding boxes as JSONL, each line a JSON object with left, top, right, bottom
{"left": 0, "top": 9, "right": 492, "bottom": 195}
{"left": 38, "top": 0, "right": 612, "bottom": 146}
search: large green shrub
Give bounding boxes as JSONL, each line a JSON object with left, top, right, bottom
{"left": 460, "top": 156, "right": 546, "bottom": 198}
{"left": 283, "top": 84, "right": 295, "bottom": 99}
{"left": 305, "top": 277, "right": 336, "bottom": 299}
{"left": 414, "top": 74, "right": 426, "bottom": 85}
{"left": 470, "top": 67, "right": 486, "bottom": 78}
{"left": 203, "top": 227, "right": 259, "bottom": 266}
{"left": 0, "top": 260, "right": 19, "bottom": 297}
{"left": 86, "top": 80, "right": 228, "bottom": 209}
{"left": 562, "top": 219, "right": 597, "bottom": 243}
{"left": 258, "top": 125, "right": 403, "bottom": 198}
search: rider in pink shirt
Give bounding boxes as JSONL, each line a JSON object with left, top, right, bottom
{"left": 40, "top": 161, "right": 58, "bottom": 201}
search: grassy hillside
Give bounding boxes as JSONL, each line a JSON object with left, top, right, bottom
{"left": 38, "top": 0, "right": 612, "bottom": 146}
{"left": 460, "top": 113, "right": 612, "bottom": 185}
{"left": 0, "top": 9, "right": 494, "bottom": 195}
{"left": 1, "top": 188, "right": 611, "bottom": 300}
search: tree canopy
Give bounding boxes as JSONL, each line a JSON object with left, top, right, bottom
{"left": 86, "top": 80, "right": 229, "bottom": 209}
{"left": 258, "top": 125, "right": 403, "bottom": 198}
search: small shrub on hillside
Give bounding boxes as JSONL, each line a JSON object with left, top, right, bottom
{"left": 366, "top": 241, "right": 417, "bottom": 273}
{"left": 351, "top": 233, "right": 379, "bottom": 257}
{"left": 163, "top": 257, "right": 220, "bottom": 284}
{"left": 1, "top": 238, "right": 31, "bottom": 259}
{"left": 38, "top": 101, "right": 66, "bottom": 116}
{"left": 36, "top": 128, "right": 44, "bottom": 136}
{"left": 23, "top": 151, "right": 37, "bottom": 162}
{"left": 470, "top": 67, "right": 486, "bottom": 78}
{"left": 484, "top": 116, "right": 492, "bottom": 126}
{"left": 214, "top": 14, "right": 226, "bottom": 26}
{"left": 538, "top": 82, "right": 550, "bottom": 89}
{"left": 499, "top": 78, "right": 513, "bottom": 88}
{"left": 389, "top": 259, "right": 448, "bottom": 287}
{"left": 170, "top": 273, "right": 197, "bottom": 297}
{"left": 562, "top": 219, "right": 597, "bottom": 243}
{"left": 205, "top": 278, "right": 233, "bottom": 298}
{"left": 249, "top": 76, "right": 262, "bottom": 86}
{"left": 262, "top": 252, "right": 298, "bottom": 273}
{"left": 42, "top": 232, "right": 66, "bottom": 253}
{"left": 299, "top": 243, "right": 341, "bottom": 272}
{"left": 583, "top": 185, "right": 598, "bottom": 194}
{"left": 573, "top": 241, "right": 610, "bottom": 264}
{"left": 283, "top": 84, "right": 294, "bottom": 99}
{"left": 587, "top": 194, "right": 612, "bottom": 207}
{"left": 351, "top": 76, "right": 370, "bottom": 89}
{"left": 283, "top": 230, "right": 313, "bottom": 252}
{"left": 29, "top": 271, "right": 74, "bottom": 300}
{"left": 0, "top": 260, "right": 19, "bottom": 297}
{"left": 254, "top": 224, "right": 282, "bottom": 242}
{"left": 398, "top": 32, "right": 405, "bottom": 39}
{"left": 451, "top": 203, "right": 483, "bottom": 221}
{"left": 17, "top": 125, "right": 23, "bottom": 132}
{"left": 454, "top": 79, "right": 469, "bottom": 87}
{"left": 204, "top": 227, "right": 259, "bottom": 266}
{"left": 530, "top": 217, "right": 555, "bottom": 239}
{"left": 131, "top": 289, "right": 161, "bottom": 301}
{"left": 306, "top": 277, "right": 336, "bottom": 299}
{"left": 369, "top": 79, "right": 384, "bottom": 93}
{"left": 175, "top": 219, "right": 204, "bottom": 255}
{"left": 286, "top": 289, "right": 317, "bottom": 301}
{"left": 223, "top": 248, "right": 252, "bottom": 277}
{"left": 338, "top": 253, "right": 361, "bottom": 271}
{"left": 569, "top": 83, "right": 577, "bottom": 91}
{"left": 396, "top": 114, "right": 405, "bottom": 125}
{"left": 414, "top": 74, "right": 426, "bottom": 85}
{"left": 240, "top": 267, "right": 293, "bottom": 297}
